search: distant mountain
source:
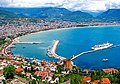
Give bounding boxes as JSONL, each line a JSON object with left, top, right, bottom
{"left": 0, "top": 7, "right": 120, "bottom": 22}
{"left": 36, "top": 7, "right": 71, "bottom": 19}
{"left": 0, "top": 9, "right": 25, "bottom": 19}
{"left": 0, "top": 7, "right": 71, "bottom": 18}
{"left": 0, "top": 10, "right": 26, "bottom": 25}
{"left": 97, "top": 9, "right": 120, "bottom": 22}
{"left": 0, "top": 7, "right": 94, "bottom": 22}
{"left": 62, "top": 11, "right": 93, "bottom": 22}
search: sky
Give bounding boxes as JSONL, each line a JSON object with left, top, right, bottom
{"left": 0, "top": 0, "right": 120, "bottom": 12}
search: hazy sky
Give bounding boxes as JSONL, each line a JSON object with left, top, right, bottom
{"left": 0, "top": 0, "right": 120, "bottom": 12}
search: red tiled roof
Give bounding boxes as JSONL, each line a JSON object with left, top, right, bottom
{"left": 34, "top": 71, "right": 38, "bottom": 76}
{"left": 48, "top": 72, "right": 53, "bottom": 77}
{"left": 103, "top": 68, "right": 115, "bottom": 73}
{"left": 7, "top": 56, "right": 14, "bottom": 59}
{"left": 26, "top": 73, "right": 31, "bottom": 77}
{"left": 81, "top": 76, "right": 91, "bottom": 82}
{"left": 41, "top": 61, "right": 48, "bottom": 65}
{"left": 101, "top": 78, "right": 111, "bottom": 84}
{"left": 32, "top": 65, "right": 36, "bottom": 69}
{"left": 14, "top": 61, "right": 23, "bottom": 65}
{"left": 34, "top": 71, "right": 48, "bottom": 80}
{"left": 16, "top": 68, "right": 24, "bottom": 73}
{"left": 39, "top": 71, "right": 47, "bottom": 80}
{"left": 51, "top": 62, "right": 55, "bottom": 65}
{"left": 91, "top": 80, "right": 100, "bottom": 84}
{"left": 10, "top": 60, "right": 15, "bottom": 63}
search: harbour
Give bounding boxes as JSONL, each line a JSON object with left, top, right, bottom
{"left": 47, "top": 40, "right": 120, "bottom": 62}
{"left": 11, "top": 26, "right": 120, "bottom": 69}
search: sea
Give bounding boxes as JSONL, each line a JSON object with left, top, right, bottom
{"left": 11, "top": 26, "right": 120, "bottom": 70}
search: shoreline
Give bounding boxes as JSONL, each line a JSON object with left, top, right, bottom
{"left": 3, "top": 25, "right": 120, "bottom": 55}
{"left": 18, "top": 24, "right": 120, "bottom": 42}
{"left": 1, "top": 24, "right": 120, "bottom": 70}
{"left": 2, "top": 25, "right": 120, "bottom": 57}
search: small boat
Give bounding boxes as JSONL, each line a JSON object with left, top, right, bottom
{"left": 33, "top": 43, "right": 39, "bottom": 44}
{"left": 23, "top": 47, "right": 26, "bottom": 48}
{"left": 102, "top": 59, "right": 109, "bottom": 62}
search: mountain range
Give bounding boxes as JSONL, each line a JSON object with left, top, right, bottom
{"left": 0, "top": 7, "right": 120, "bottom": 22}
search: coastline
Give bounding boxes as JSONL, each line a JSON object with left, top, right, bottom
{"left": 2, "top": 24, "right": 120, "bottom": 70}
{"left": 2, "top": 24, "right": 120, "bottom": 57}
{"left": 19, "top": 24, "right": 120, "bottom": 41}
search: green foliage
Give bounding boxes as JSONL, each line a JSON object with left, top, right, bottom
{"left": 2, "top": 80, "right": 6, "bottom": 84}
{"left": 91, "top": 70, "right": 102, "bottom": 81}
{"left": 16, "top": 73, "right": 25, "bottom": 78}
{"left": 0, "top": 38, "right": 6, "bottom": 45}
{"left": 59, "top": 73, "right": 84, "bottom": 84}
{"left": 32, "top": 79, "right": 36, "bottom": 84}
{"left": 56, "top": 65, "right": 64, "bottom": 74}
{"left": 3, "top": 65, "right": 15, "bottom": 79}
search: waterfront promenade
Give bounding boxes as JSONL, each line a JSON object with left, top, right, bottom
{"left": 47, "top": 40, "right": 66, "bottom": 60}
{"left": 14, "top": 42, "right": 43, "bottom": 44}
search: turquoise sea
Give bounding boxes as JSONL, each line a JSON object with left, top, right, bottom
{"left": 11, "top": 26, "right": 120, "bottom": 69}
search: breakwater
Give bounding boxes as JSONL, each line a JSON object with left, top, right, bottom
{"left": 47, "top": 40, "right": 66, "bottom": 60}
{"left": 71, "top": 44, "right": 120, "bottom": 60}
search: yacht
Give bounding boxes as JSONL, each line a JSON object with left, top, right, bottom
{"left": 91, "top": 42, "right": 113, "bottom": 50}
{"left": 102, "top": 59, "right": 109, "bottom": 62}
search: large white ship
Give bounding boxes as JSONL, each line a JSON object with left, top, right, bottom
{"left": 91, "top": 42, "right": 113, "bottom": 50}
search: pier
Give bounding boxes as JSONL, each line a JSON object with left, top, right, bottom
{"left": 14, "top": 42, "right": 43, "bottom": 44}
{"left": 13, "top": 37, "right": 43, "bottom": 44}
{"left": 71, "top": 50, "right": 96, "bottom": 60}
{"left": 71, "top": 44, "right": 120, "bottom": 60}
{"left": 47, "top": 40, "right": 120, "bottom": 61}
{"left": 47, "top": 40, "right": 66, "bottom": 60}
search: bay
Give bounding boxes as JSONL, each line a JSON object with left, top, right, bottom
{"left": 11, "top": 26, "right": 120, "bottom": 69}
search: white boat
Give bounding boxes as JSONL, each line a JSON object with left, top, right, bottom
{"left": 91, "top": 42, "right": 113, "bottom": 50}
{"left": 102, "top": 59, "right": 109, "bottom": 62}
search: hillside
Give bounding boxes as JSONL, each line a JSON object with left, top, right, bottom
{"left": 0, "top": 7, "right": 94, "bottom": 22}
{"left": 0, "top": 7, "right": 120, "bottom": 22}
{"left": 62, "top": 11, "right": 94, "bottom": 22}
{"left": 0, "top": 10, "right": 25, "bottom": 19}
{"left": 97, "top": 9, "right": 120, "bottom": 22}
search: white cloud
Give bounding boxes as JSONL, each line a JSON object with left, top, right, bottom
{"left": 0, "top": 0, "right": 120, "bottom": 12}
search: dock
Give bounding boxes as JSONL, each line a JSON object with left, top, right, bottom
{"left": 47, "top": 40, "right": 66, "bottom": 60}
{"left": 13, "top": 37, "right": 43, "bottom": 44}
{"left": 71, "top": 44, "right": 120, "bottom": 60}
{"left": 47, "top": 40, "right": 120, "bottom": 61}
{"left": 71, "top": 50, "right": 96, "bottom": 60}
{"left": 14, "top": 42, "right": 43, "bottom": 44}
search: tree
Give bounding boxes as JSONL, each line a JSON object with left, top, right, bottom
{"left": 32, "top": 79, "right": 36, "bottom": 84}
{"left": 3, "top": 65, "right": 15, "bottom": 79}
{"left": 56, "top": 65, "right": 64, "bottom": 74}
{"left": 24, "top": 67, "right": 27, "bottom": 73}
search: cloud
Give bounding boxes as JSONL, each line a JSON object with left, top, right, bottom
{"left": 0, "top": 0, "right": 120, "bottom": 12}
